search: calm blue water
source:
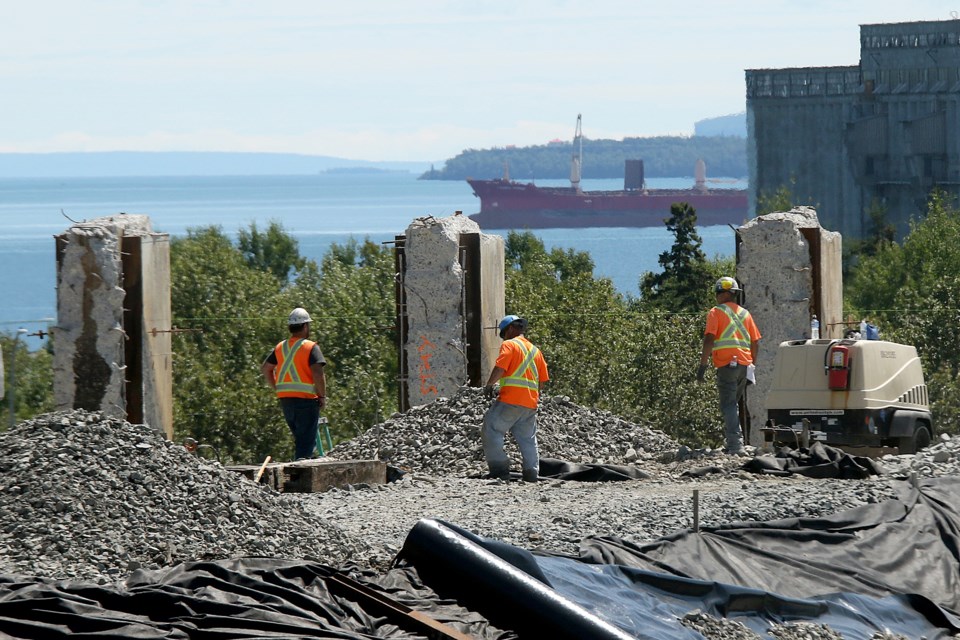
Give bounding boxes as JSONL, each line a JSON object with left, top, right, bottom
{"left": 0, "top": 172, "right": 741, "bottom": 350}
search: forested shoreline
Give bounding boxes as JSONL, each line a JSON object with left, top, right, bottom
{"left": 421, "top": 135, "right": 747, "bottom": 181}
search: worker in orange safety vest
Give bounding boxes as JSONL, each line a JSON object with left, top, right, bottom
{"left": 261, "top": 307, "right": 327, "bottom": 460}
{"left": 482, "top": 314, "right": 549, "bottom": 482}
{"left": 697, "top": 277, "right": 761, "bottom": 456}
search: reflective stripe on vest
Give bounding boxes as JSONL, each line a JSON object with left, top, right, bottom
{"left": 276, "top": 339, "right": 316, "bottom": 395}
{"left": 713, "top": 305, "right": 752, "bottom": 352}
{"left": 500, "top": 338, "right": 540, "bottom": 390}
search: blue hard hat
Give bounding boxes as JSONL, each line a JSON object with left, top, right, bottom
{"left": 498, "top": 315, "right": 527, "bottom": 338}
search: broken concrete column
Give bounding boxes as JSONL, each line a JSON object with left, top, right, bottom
{"left": 54, "top": 214, "right": 172, "bottom": 437}
{"left": 402, "top": 213, "right": 503, "bottom": 407}
{"left": 736, "top": 206, "right": 842, "bottom": 446}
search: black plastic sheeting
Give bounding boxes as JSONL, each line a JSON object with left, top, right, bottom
{"left": 395, "top": 477, "right": 960, "bottom": 639}
{"left": 537, "top": 457, "right": 651, "bottom": 481}
{"left": 743, "top": 442, "right": 887, "bottom": 478}
{"left": 470, "top": 458, "right": 651, "bottom": 482}
{"left": 578, "top": 476, "right": 960, "bottom": 612}
{"left": 0, "top": 559, "right": 513, "bottom": 639}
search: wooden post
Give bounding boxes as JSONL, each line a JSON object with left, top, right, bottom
{"left": 254, "top": 455, "right": 272, "bottom": 483}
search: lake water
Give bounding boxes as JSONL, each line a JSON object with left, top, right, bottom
{"left": 0, "top": 172, "right": 742, "bottom": 350}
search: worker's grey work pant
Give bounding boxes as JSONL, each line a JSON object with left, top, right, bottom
{"left": 715, "top": 364, "right": 747, "bottom": 452}
{"left": 482, "top": 400, "right": 539, "bottom": 474}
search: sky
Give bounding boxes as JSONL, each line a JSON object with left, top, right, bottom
{"left": 1, "top": 1, "right": 957, "bottom": 162}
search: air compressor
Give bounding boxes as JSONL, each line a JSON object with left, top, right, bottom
{"left": 825, "top": 341, "right": 851, "bottom": 390}
{"left": 766, "top": 338, "right": 933, "bottom": 454}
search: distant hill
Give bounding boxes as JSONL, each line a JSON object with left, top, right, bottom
{"left": 423, "top": 135, "right": 747, "bottom": 181}
{"left": 0, "top": 152, "right": 434, "bottom": 178}
{"left": 694, "top": 113, "right": 747, "bottom": 137}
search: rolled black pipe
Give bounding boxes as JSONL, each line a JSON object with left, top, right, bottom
{"left": 399, "top": 518, "right": 635, "bottom": 640}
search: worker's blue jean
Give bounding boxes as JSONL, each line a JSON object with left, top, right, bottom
{"left": 715, "top": 364, "right": 747, "bottom": 452}
{"left": 280, "top": 397, "right": 320, "bottom": 460}
{"left": 482, "top": 400, "right": 539, "bottom": 475}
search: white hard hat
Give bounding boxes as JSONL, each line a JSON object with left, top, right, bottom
{"left": 288, "top": 307, "right": 312, "bottom": 324}
{"left": 714, "top": 277, "right": 741, "bottom": 293}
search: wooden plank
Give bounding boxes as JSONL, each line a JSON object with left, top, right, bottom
{"left": 227, "top": 459, "right": 387, "bottom": 493}
{"left": 139, "top": 235, "right": 173, "bottom": 439}
{"left": 284, "top": 459, "right": 387, "bottom": 493}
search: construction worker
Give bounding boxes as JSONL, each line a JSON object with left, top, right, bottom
{"left": 697, "top": 277, "right": 761, "bottom": 455}
{"left": 482, "top": 315, "right": 549, "bottom": 482}
{"left": 261, "top": 307, "right": 327, "bottom": 460}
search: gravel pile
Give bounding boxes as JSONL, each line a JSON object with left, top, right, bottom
{"left": 327, "top": 386, "right": 681, "bottom": 476}
{"left": 680, "top": 612, "right": 912, "bottom": 639}
{"left": 0, "top": 410, "right": 367, "bottom": 583}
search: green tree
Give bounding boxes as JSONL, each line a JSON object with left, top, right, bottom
{"left": 0, "top": 334, "right": 54, "bottom": 428}
{"left": 638, "top": 202, "right": 713, "bottom": 312}
{"left": 502, "top": 230, "right": 723, "bottom": 447}
{"left": 756, "top": 182, "right": 795, "bottom": 215}
{"left": 300, "top": 238, "right": 399, "bottom": 439}
{"left": 237, "top": 220, "right": 307, "bottom": 282}
{"left": 846, "top": 189, "right": 960, "bottom": 434}
{"left": 843, "top": 198, "right": 896, "bottom": 277}
{"left": 170, "top": 225, "right": 290, "bottom": 463}
{"left": 170, "top": 226, "right": 399, "bottom": 463}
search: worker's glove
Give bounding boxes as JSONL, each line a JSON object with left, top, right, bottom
{"left": 695, "top": 364, "right": 707, "bottom": 383}
{"left": 483, "top": 384, "right": 498, "bottom": 399}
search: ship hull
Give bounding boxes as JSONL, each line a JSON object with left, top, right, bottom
{"left": 467, "top": 179, "right": 749, "bottom": 229}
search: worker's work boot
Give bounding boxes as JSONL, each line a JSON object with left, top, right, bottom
{"left": 521, "top": 468, "right": 539, "bottom": 483}
{"left": 488, "top": 462, "right": 510, "bottom": 481}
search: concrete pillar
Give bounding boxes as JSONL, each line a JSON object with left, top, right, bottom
{"left": 54, "top": 214, "right": 173, "bottom": 437}
{"left": 401, "top": 213, "right": 503, "bottom": 407}
{"left": 736, "top": 207, "right": 843, "bottom": 446}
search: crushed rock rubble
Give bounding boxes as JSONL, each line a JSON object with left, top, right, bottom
{"left": 3, "top": 392, "right": 960, "bottom": 639}
{"left": 327, "top": 386, "right": 682, "bottom": 476}
{"left": 0, "top": 410, "right": 367, "bottom": 584}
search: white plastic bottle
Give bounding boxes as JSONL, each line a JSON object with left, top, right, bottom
{"left": 859, "top": 319, "right": 867, "bottom": 338}
{"left": 811, "top": 315, "right": 820, "bottom": 340}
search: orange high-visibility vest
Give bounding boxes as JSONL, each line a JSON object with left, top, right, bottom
{"left": 706, "top": 303, "right": 758, "bottom": 367}
{"left": 273, "top": 338, "right": 318, "bottom": 398}
{"left": 497, "top": 337, "right": 548, "bottom": 409}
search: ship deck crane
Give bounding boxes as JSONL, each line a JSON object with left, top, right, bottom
{"left": 570, "top": 114, "right": 583, "bottom": 193}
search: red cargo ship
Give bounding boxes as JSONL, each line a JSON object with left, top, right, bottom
{"left": 467, "top": 115, "right": 749, "bottom": 229}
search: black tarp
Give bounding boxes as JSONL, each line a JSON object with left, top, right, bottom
{"left": 537, "top": 457, "right": 651, "bottom": 481}
{"left": 394, "top": 477, "right": 960, "bottom": 638}
{"left": 0, "top": 560, "right": 513, "bottom": 639}
{"left": 472, "top": 458, "right": 651, "bottom": 482}
{"left": 743, "top": 442, "right": 887, "bottom": 478}
{"left": 577, "top": 476, "right": 960, "bottom": 612}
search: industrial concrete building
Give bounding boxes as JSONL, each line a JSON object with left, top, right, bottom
{"left": 746, "top": 18, "right": 960, "bottom": 239}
